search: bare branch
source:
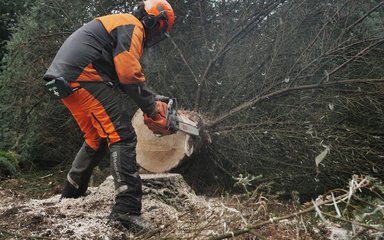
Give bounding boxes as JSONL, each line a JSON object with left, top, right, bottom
{"left": 209, "top": 78, "right": 384, "bottom": 128}
{"left": 338, "top": 1, "right": 384, "bottom": 41}
{"left": 318, "top": 39, "right": 384, "bottom": 84}
{"left": 286, "top": 1, "right": 349, "bottom": 80}
{"left": 168, "top": 36, "right": 199, "bottom": 85}
{"left": 194, "top": 0, "right": 287, "bottom": 110}
{"left": 209, "top": 177, "right": 378, "bottom": 240}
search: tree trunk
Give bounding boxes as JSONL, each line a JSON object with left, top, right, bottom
{"left": 132, "top": 109, "right": 200, "bottom": 173}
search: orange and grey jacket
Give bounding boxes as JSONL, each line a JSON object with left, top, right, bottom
{"left": 44, "top": 14, "right": 156, "bottom": 115}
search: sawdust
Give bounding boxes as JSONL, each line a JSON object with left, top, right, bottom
{"left": 1, "top": 174, "right": 382, "bottom": 240}
{"left": 0, "top": 174, "right": 243, "bottom": 239}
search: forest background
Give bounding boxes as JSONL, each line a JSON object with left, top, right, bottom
{"left": 0, "top": 0, "right": 384, "bottom": 196}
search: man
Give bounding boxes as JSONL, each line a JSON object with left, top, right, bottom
{"left": 43, "top": 0, "right": 175, "bottom": 232}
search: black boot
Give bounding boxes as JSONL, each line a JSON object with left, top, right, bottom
{"left": 60, "top": 180, "right": 90, "bottom": 200}
{"left": 109, "top": 212, "right": 154, "bottom": 233}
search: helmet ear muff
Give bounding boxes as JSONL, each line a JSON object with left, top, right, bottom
{"left": 141, "top": 11, "right": 168, "bottom": 32}
{"left": 132, "top": 2, "right": 146, "bottom": 20}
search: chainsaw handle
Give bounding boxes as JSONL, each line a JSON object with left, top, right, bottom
{"left": 154, "top": 95, "right": 170, "bottom": 103}
{"left": 154, "top": 95, "right": 177, "bottom": 108}
{"left": 166, "top": 99, "right": 174, "bottom": 126}
{"left": 165, "top": 98, "right": 178, "bottom": 131}
{"left": 166, "top": 98, "right": 178, "bottom": 113}
{"left": 167, "top": 99, "right": 174, "bottom": 109}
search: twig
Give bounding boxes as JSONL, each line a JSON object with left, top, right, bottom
{"left": 248, "top": 229, "right": 269, "bottom": 240}
{"left": 209, "top": 178, "right": 372, "bottom": 240}
{"left": 39, "top": 174, "right": 53, "bottom": 179}
{"left": 331, "top": 192, "right": 342, "bottom": 218}
{"left": 343, "top": 177, "right": 355, "bottom": 215}
{"left": 322, "top": 212, "right": 384, "bottom": 232}
{"left": 168, "top": 36, "right": 199, "bottom": 85}
{"left": 194, "top": 0, "right": 287, "bottom": 109}
{"left": 0, "top": 229, "right": 50, "bottom": 240}
{"left": 318, "top": 39, "right": 384, "bottom": 84}
{"left": 312, "top": 200, "right": 326, "bottom": 222}
{"left": 337, "top": 1, "right": 384, "bottom": 41}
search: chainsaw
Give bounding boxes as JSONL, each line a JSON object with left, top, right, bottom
{"left": 156, "top": 96, "right": 199, "bottom": 136}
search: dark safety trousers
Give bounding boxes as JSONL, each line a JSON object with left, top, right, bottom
{"left": 61, "top": 82, "right": 142, "bottom": 216}
{"left": 62, "top": 139, "right": 107, "bottom": 198}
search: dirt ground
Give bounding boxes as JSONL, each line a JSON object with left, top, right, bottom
{"left": 0, "top": 172, "right": 382, "bottom": 240}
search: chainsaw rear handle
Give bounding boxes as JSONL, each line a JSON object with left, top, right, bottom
{"left": 154, "top": 94, "right": 171, "bottom": 103}
{"left": 165, "top": 98, "right": 178, "bottom": 132}
{"left": 154, "top": 95, "right": 177, "bottom": 114}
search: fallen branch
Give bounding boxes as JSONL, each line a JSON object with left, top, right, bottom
{"left": 0, "top": 229, "right": 50, "bottom": 240}
{"left": 318, "top": 39, "right": 384, "bottom": 84}
{"left": 209, "top": 78, "right": 384, "bottom": 128}
{"left": 194, "top": 0, "right": 287, "bottom": 109}
{"left": 337, "top": 1, "right": 384, "bottom": 41}
{"left": 321, "top": 212, "right": 384, "bottom": 232}
{"left": 209, "top": 176, "right": 373, "bottom": 240}
{"left": 208, "top": 204, "right": 318, "bottom": 240}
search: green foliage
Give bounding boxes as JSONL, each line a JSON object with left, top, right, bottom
{"left": 1, "top": 0, "right": 108, "bottom": 168}
{"left": 0, "top": 0, "right": 36, "bottom": 62}
{"left": 0, "top": 0, "right": 142, "bottom": 168}
{"left": 0, "top": 150, "right": 21, "bottom": 178}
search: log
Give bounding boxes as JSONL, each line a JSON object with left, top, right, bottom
{"left": 132, "top": 109, "right": 199, "bottom": 173}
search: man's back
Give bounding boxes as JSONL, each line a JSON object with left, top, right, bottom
{"left": 43, "top": 19, "right": 114, "bottom": 82}
{"left": 44, "top": 14, "right": 145, "bottom": 85}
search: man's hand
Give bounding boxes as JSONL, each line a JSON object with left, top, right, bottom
{"left": 143, "top": 101, "right": 173, "bottom": 136}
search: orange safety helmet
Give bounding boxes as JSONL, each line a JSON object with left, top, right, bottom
{"left": 133, "top": 0, "right": 175, "bottom": 47}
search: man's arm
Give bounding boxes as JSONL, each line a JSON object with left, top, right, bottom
{"left": 98, "top": 14, "right": 156, "bottom": 115}
{"left": 98, "top": 14, "right": 171, "bottom": 135}
{"left": 120, "top": 83, "right": 156, "bottom": 116}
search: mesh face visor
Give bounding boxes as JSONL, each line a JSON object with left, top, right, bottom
{"left": 144, "top": 11, "right": 169, "bottom": 48}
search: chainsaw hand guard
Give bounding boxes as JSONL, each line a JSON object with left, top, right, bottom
{"left": 144, "top": 101, "right": 174, "bottom": 136}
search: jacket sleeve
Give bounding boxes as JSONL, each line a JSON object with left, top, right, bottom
{"left": 110, "top": 19, "right": 145, "bottom": 84}
{"left": 111, "top": 22, "right": 157, "bottom": 115}
{"left": 120, "top": 83, "right": 157, "bottom": 116}
{"left": 97, "top": 14, "right": 156, "bottom": 115}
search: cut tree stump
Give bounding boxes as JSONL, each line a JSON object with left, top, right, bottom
{"left": 132, "top": 109, "right": 200, "bottom": 173}
{"left": 141, "top": 173, "right": 195, "bottom": 200}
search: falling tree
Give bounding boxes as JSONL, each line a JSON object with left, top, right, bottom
{"left": 1, "top": 0, "right": 384, "bottom": 195}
